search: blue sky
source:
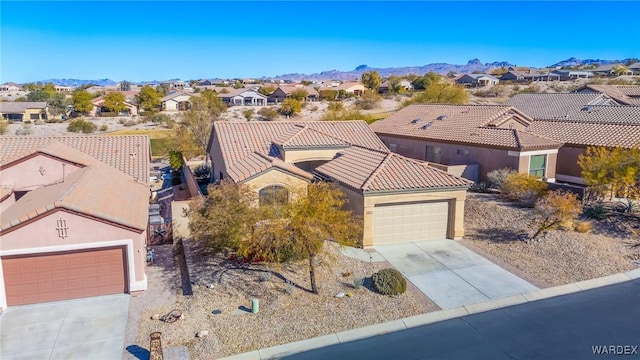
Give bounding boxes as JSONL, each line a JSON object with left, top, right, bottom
{"left": 1, "top": 1, "right": 639, "bottom": 83}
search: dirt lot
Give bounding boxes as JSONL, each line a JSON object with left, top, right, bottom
{"left": 462, "top": 193, "right": 640, "bottom": 287}
{"left": 136, "top": 241, "right": 436, "bottom": 359}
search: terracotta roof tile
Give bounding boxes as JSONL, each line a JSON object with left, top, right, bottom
{"left": 370, "top": 104, "right": 560, "bottom": 150}
{"left": 504, "top": 93, "right": 615, "bottom": 119}
{"left": 1, "top": 164, "right": 149, "bottom": 232}
{"left": 275, "top": 125, "right": 351, "bottom": 149}
{"left": 578, "top": 84, "right": 640, "bottom": 105}
{"left": 315, "top": 146, "right": 471, "bottom": 192}
{"left": 0, "top": 135, "right": 150, "bottom": 183}
{"left": 527, "top": 121, "right": 640, "bottom": 148}
{"left": 0, "top": 102, "right": 47, "bottom": 112}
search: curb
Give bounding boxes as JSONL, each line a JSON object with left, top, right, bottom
{"left": 219, "top": 267, "right": 640, "bottom": 360}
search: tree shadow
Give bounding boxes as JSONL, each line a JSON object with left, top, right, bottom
{"left": 470, "top": 227, "right": 530, "bottom": 243}
{"left": 126, "top": 345, "right": 150, "bottom": 360}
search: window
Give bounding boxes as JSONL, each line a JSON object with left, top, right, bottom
{"left": 425, "top": 146, "right": 441, "bottom": 163}
{"left": 529, "top": 155, "right": 546, "bottom": 178}
{"left": 388, "top": 143, "right": 397, "bottom": 152}
{"left": 259, "top": 185, "right": 289, "bottom": 207}
{"left": 456, "top": 149, "right": 470, "bottom": 156}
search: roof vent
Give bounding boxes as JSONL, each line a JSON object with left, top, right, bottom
{"left": 420, "top": 122, "right": 432, "bottom": 130}
{"left": 582, "top": 105, "right": 593, "bottom": 112}
{"left": 411, "top": 118, "right": 421, "bottom": 124}
{"left": 437, "top": 115, "right": 448, "bottom": 121}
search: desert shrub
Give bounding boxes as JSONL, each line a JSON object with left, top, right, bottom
{"left": 147, "top": 113, "right": 171, "bottom": 124}
{"left": 469, "top": 182, "right": 490, "bottom": 193}
{"left": 356, "top": 91, "right": 382, "bottom": 110}
{"left": 371, "top": 268, "right": 407, "bottom": 296}
{"left": 99, "top": 124, "right": 108, "bottom": 132}
{"left": 279, "top": 98, "right": 302, "bottom": 116}
{"left": 574, "top": 221, "right": 593, "bottom": 233}
{"left": 45, "top": 118, "right": 63, "bottom": 123}
{"left": 0, "top": 120, "right": 8, "bottom": 135}
{"left": 15, "top": 125, "right": 33, "bottom": 135}
{"left": 242, "top": 109, "right": 254, "bottom": 121}
{"left": 169, "top": 151, "right": 184, "bottom": 170}
{"left": 257, "top": 107, "right": 278, "bottom": 121}
{"left": 583, "top": 203, "right": 608, "bottom": 220}
{"left": 616, "top": 199, "right": 638, "bottom": 214}
{"left": 23, "top": 120, "right": 32, "bottom": 124}
{"left": 487, "top": 168, "right": 517, "bottom": 189}
{"left": 309, "top": 105, "right": 319, "bottom": 112}
{"left": 531, "top": 191, "right": 582, "bottom": 239}
{"left": 500, "top": 173, "right": 548, "bottom": 206}
{"left": 67, "top": 118, "right": 97, "bottom": 133}
{"left": 352, "top": 276, "right": 364, "bottom": 289}
{"left": 327, "top": 101, "right": 344, "bottom": 112}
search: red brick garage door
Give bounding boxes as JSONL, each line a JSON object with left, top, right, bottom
{"left": 2, "top": 247, "right": 127, "bottom": 306}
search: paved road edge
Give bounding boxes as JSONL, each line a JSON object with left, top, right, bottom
{"left": 220, "top": 267, "right": 640, "bottom": 360}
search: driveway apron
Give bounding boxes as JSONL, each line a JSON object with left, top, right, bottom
{"left": 375, "top": 239, "right": 538, "bottom": 309}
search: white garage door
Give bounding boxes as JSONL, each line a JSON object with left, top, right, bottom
{"left": 373, "top": 201, "right": 450, "bottom": 244}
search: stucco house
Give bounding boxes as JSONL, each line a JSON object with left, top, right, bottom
{"left": 455, "top": 74, "right": 499, "bottom": 87}
{"left": 370, "top": 104, "right": 562, "bottom": 182}
{"left": 219, "top": 88, "right": 267, "bottom": 106}
{"left": 161, "top": 91, "right": 196, "bottom": 111}
{"left": 207, "top": 121, "right": 471, "bottom": 247}
{"left": 573, "top": 84, "right": 640, "bottom": 106}
{"left": 504, "top": 93, "right": 621, "bottom": 119}
{"left": 1, "top": 102, "right": 49, "bottom": 122}
{"left": 89, "top": 92, "right": 139, "bottom": 117}
{"left": 0, "top": 136, "right": 151, "bottom": 308}
{"left": 268, "top": 85, "right": 319, "bottom": 103}
{"left": 0, "top": 83, "right": 22, "bottom": 92}
{"left": 317, "top": 82, "right": 366, "bottom": 96}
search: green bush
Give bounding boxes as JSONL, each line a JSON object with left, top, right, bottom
{"left": 584, "top": 203, "right": 608, "bottom": 220}
{"left": 0, "top": 120, "right": 8, "bottom": 135}
{"left": 500, "top": 173, "right": 548, "bottom": 207}
{"left": 67, "top": 118, "right": 97, "bottom": 134}
{"left": 371, "top": 268, "right": 406, "bottom": 296}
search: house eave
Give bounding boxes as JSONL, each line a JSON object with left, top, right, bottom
{"left": 363, "top": 185, "right": 471, "bottom": 196}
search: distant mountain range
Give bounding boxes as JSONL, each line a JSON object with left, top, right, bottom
{"left": 28, "top": 57, "right": 635, "bottom": 85}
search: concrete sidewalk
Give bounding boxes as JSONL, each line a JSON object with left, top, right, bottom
{"left": 220, "top": 267, "right": 640, "bottom": 360}
{"left": 375, "top": 240, "right": 538, "bottom": 309}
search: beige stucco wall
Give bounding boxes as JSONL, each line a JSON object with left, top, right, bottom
{"left": 0, "top": 210, "right": 147, "bottom": 285}
{"left": 24, "top": 108, "right": 48, "bottom": 121}
{"left": 242, "top": 168, "right": 309, "bottom": 205}
{"left": 282, "top": 148, "right": 342, "bottom": 163}
{"left": 556, "top": 146, "right": 585, "bottom": 180}
{"left": 517, "top": 152, "right": 558, "bottom": 179}
{"left": 1, "top": 155, "right": 83, "bottom": 193}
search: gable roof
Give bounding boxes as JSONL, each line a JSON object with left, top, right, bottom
{"left": 576, "top": 84, "right": 640, "bottom": 105}
{"left": 370, "top": 104, "right": 561, "bottom": 151}
{"left": 0, "top": 102, "right": 47, "bottom": 113}
{"left": 528, "top": 121, "right": 640, "bottom": 148}
{"left": 273, "top": 126, "right": 351, "bottom": 149}
{"left": 315, "top": 146, "right": 471, "bottom": 193}
{"left": 161, "top": 91, "right": 196, "bottom": 102}
{"left": 0, "top": 136, "right": 150, "bottom": 183}
{"left": 225, "top": 151, "right": 314, "bottom": 183}
{"left": 218, "top": 88, "right": 267, "bottom": 99}
{"left": 503, "top": 93, "right": 617, "bottom": 119}
{"left": 1, "top": 164, "right": 149, "bottom": 233}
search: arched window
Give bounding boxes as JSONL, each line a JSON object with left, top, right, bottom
{"left": 259, "top": 185, "right": 289, "bottom": 207}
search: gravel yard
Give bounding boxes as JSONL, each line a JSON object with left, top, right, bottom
{"left": 462, "top": 193, "right": 640, "bottom": 287}
{"left": 136, "top": 241, "right": 436, "bottom": 359}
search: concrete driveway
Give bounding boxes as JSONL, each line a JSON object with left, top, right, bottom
{"left": 375, "top": 239, "right": 538, "bottom": 309}
{"left": 0, "top": 294, "right": 129, "bottom": 360}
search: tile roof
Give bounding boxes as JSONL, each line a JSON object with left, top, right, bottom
{"left": 161, "top": 91, "right": 196, "bottom": 102}
{"left": 225, "top": 151, "right": 314, "bottom": 183}
{"left": 1, "top": 164, "right": 149, "bottom": 232}
{"left": 315, "top": 146, "right": 471, "bottom": 192}
{"left": 578, "top": 85, "right": 640, "bottom": 105}
{"left": 532, "top": 105, "right": 640, "bottom": 125}
{"left": 273, "top": 126, "right": 351, "bottom": 149}
{"left": 0, "top": 102, "right": 47, "bottom": 112}
{"left": 504, "top": 93, "right": 615, "bottom": 119}
{"left": 527, "top": 121, "right": 640, "bottom": 148}
{"left": 370, "top": 104, "right": 561, "bottom": 150}
{"left": 0, "top": 135, "right": 150, "bottom": 183}
{"left": 276, "top": 85, "right": 320, "bottom": 97}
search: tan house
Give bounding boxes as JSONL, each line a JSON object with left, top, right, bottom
{"left": 370, "top": 104, "right": 562, "bottom": 182}
{"left": 161, "top": 91, "right": 197, "bottom": 111}
{"left": 268, "top": 85, "right": 319, "bottom": 103}
{"left": 90, "top": 92, "right": 139, "bottom": 117}
{"left": 218, "top": 88, "right": 267, "bottom": 106}
{"left": 318, "top": 81, "right": 366, "bottom": 96}
{"left": 0, "top": 83, "right": 22, "bottom": 92}
{"left": 528, "top": 105, "right": 640, "bottom": 184}
{"left": 0, "top": 136, "right": 151, "bottom": 308}
{"left": 0, "top": 102, "right": 49, "bottom": 122}
{"left": 207, "top": 121, "right": 471, "bottom": 247}
{"left": 574, "top": 84, "right": 640, "bottom": 105}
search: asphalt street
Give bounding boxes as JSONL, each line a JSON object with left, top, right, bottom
{"left": 285, "top": 278, "right": 640, "bottom": 360}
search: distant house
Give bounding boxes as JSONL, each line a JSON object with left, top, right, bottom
{"left": 0, "top": 83, "right": 22, "bottom": 92}
{"left": 268, "top": 85, "right": 319, "bottom": 103}
{"left": 551, "top": 69, "right": 593, "bottom": 80}
{"left": 379, "top": 79, "right": 413, "bottom": 93}
{"left": 455, "top": 74, "right": 499, "bottom": 87}
{"left": 499, "top": 70, "right": 560, "bottom": 82}
{"left": 591, "top": 63, "right": 633, "bottom": 77}
{"left": 504, "top": 93, "right": 620, "bottom": 119}
{"left": 574, "top": 84, "right": 640, "bottom": 105}
{"left": 370, "top": 104, "right": 562, "bottom": 182}
{"left": 0, "top": 136, "right": 150, "bottom": 308}
{"left": 218, "top": 88, "right": 267, "bottom": 106}
{"left": 89, "top": 92, "right": 138, "bottom": 117}
{"left": 161, "top": 81, "right": 188, "bottom": 91}
{"left": 54, "top": 86, "right": 73, "bottom": 93}
{"left": 161, "top": 91, "right": 196, "bottom": 111}
{"left": 0, "top": 102, "right": 48, "bottom": 122}
{"left": 317, "top": 81, "right": 366, "bottom": 96}
{"left": 627, "top": 62, "right": 640, "bottom": 74}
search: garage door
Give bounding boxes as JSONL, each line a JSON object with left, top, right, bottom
{"left": 2, "top": 247, "right": 126, "bottom": 306}
{"left": 373, "top": 201, "right": 450, "bottom": 244}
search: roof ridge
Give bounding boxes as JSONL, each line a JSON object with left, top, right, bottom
{"left": 361, "top": 152, "right": 392, "bottom": 190}
{"left": 513, "top": 129, "right": 522, "bottom": 148}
